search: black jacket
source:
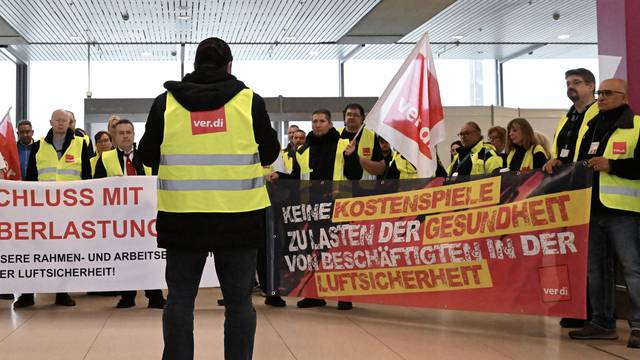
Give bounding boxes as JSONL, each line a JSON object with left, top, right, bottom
{"left": 138, "top": 65, "right": 280, "bottom": 250}
{"left": 26, "top": 128, "right": 92, "bottom": 181}
{"left": 577, "top": 104, "right": 640, "bottom": 214}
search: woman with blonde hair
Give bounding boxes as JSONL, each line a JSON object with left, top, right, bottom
{"left": 505, "top": 118, "right": 549, "bottom": 171}
{"left": 534, "top": 131, "right": 552, "bottom": 158}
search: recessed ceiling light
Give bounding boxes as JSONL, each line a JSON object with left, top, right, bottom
{"left": 452, "top": 35, "right": 464, "bottom": 40}
{"left": 557, "top": 34, "right": 570, "bottom": 40}
{"left": 176, "top": 14, "right": 191, "bottom": 20}
{"left": 141, "top": 51, "right": 152, "bottom": 56}
{"left": 308, "top": 50, "right": 319, "bottom": 57}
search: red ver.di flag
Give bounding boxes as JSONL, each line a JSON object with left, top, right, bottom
{"left": 366, "top": 32, "right": 445, "bottom": 177}
{"left": 0, "top": 109, "right": 21, "bottom": 180}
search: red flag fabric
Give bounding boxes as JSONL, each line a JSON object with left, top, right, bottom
{"left": 0, "top": 110, "right": 21, "bottom": 180}
{"left": 366, "top": 32, "right": 445, "bottom": 177}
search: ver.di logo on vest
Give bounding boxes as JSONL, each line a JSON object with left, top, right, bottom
{"left": 191, "top": 107, "right": 227, "bottom": 135}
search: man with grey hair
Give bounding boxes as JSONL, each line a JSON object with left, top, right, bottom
{"left": 13, "top": 109, "right": 92, "bottom": 309}
{"left": 567, "top": 78, "right": 640, "bottom": 349}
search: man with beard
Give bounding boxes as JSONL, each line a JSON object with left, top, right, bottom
{"left": 543, "top": 68, "right": 598, "bottom": 328}
{"left": 545, "top": 68, "right": 599, "bottom": 169}
{"left": 568, "top": 78, "right": 640, "bottom": 349}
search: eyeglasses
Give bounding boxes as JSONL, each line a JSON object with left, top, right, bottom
{"left": 595, "top": 90, "right": 626, "bottom": 98}
{"left": 457, "top": 131, "right": 476, "bottom": 137}
{"left": 566, "top": 80, "right": 586, "bottom": 87}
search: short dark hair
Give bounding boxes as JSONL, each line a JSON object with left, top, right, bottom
{"left": 17, "top": 120, "right": 32, "bottom": 128}
{"left": 115, "top": 119, "right": 134, "bottom": 130}
{"left": 312, "top": 109, "right": 332, "bottom": 121}
{"left": 295, "top": 129, "right": 306, "bottom": 136}
{"left": 488, "top": 126, "right": 506, "bottom": 140}
{"left": 94, "top": 131, "right": 112, "bottom": 143}
{"left": 565, "top": 68, "right": 595, "bottom": 84}
{"left": 195, "top": 37, "right": 233, "bottom": 69}
{"left": 343, "top": 103, "right": 365, "bottom": 118}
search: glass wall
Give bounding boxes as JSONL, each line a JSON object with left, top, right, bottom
{"left": 26, "top": 56, "right": 598, "bottom": 139}
{"left": 344, "top": 59, "right": 497, "bottom": 106}
{"left": 503, "top": 58, "right": 599, "bottom": 109}
{"left": 0, "top": 58, "right": 16, "bottom": 123}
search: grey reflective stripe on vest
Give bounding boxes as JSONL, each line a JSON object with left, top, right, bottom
{"left": 160, "top": 153, "right": 260, "bottom": 166}
{"left": 38, "top": 167, "right": 81, "bottom": 177}
{"left": 158, "top": 176, "right": 265, "bottom": 191}
{"left": 38, "top": 167, "right": 58, "bottom": 175}
{"left": 600, "top": 185, "right": 640, "bottom": 198}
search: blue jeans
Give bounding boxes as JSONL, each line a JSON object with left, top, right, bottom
{"left": 588, "top": 212, "right": 640, "bottom": 330}
{"left": 162, "top": 248, "right": 258, "bottom": 360}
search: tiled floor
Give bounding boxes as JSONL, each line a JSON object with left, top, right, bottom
{"left": 0, "top": 288, "right": 637, "bottom": 359}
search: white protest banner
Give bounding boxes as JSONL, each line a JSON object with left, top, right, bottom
{"left": 0, "top": 177, "right": 219, "bottom": 293}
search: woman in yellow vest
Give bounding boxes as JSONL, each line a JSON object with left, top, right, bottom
{"left": 90, "top": 131, "right": 114, "bottom": 176}
{"left": 505, "top": 118, "right": 549, "bottom": 171}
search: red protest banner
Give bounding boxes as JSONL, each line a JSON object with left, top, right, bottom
{"left": 269, "top": 165, "right": 591, "bottom": 318}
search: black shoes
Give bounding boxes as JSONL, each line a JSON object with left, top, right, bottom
{"left": 0, "top": 294, "right": 14, "bottom": 300}
{"left": 560, "top": 318, "right": 586, "bottom": 328}
{"left": 116, "top": 297, "right": 136, "bottom": 308}
{"left": 13, "top": 294, "right": 35, "bottom": 308}
{"left": 628, "top": 329, "right": 640, "bottom": 348}
{"left": 296, "top": 298, "right": 327, "bottom": 308}
{"left": 265, "top": 295, "right": 286, "bottom": 307}
{"left": 148, "top": 297, "right": 166, "bottom": 309}
{"left": 569, "top": 323, "right": 618, "bottom": 340}
{"left": 337, "top": 301, "right": 353, "bottom": 310}
{"left": 54, "top": 293, "right": 76, "bottom": 307}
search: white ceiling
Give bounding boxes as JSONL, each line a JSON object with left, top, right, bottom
{"left": 0, "top": 0, "right": 597, "bottom": 62}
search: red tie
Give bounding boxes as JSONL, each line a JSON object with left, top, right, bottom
{"left": 125, "top": 155, "right": 136, "bottom": 176}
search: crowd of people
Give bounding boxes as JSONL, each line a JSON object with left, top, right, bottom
{"left": 2, "top": 35, "right": 639, "bottom": 359}
{"left": 2, "top": 112, "right": 167, "bottom": 310}
{"left": 267, "top": 67, "right": 640, "bottom": 350}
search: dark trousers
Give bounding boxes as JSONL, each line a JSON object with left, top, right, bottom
{"left": 162, "top": 248, "right": 258, "bottom": 360}
{"left": 121, "top": 289, "right": 163, "bottom": 301}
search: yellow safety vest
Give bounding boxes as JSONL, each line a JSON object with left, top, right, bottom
{"left": 296, "top": 138, "right": 349, "bottom": 180}
{"left": 35, "top": 136, "right": 84, "bottom": 181}
{"left": 552, "top": 102, "right": 599, "bottom": 161}
{"left": 280, "top": 149, "right": 294, "bottom": 173}
{"left": 90, "top": 155, "right": 99, "bottom": 177}
{"left": 338, "top": 128, "right": 377, "bottom": 180}
{"left": 599, "top": 115, "right": 640, "bottom": 213}
{"left": 100, "top": 149, "right": 152, "bottom": 177}
{"left": 447, "top": 141, "right": 503, "bottom": 176}
{"left": 158, "top": 90, "right": 269, "bottom": 213}
{"left": 506, "top": 144, "right": 548, "bottom": 171}
{"left": 390, "top": 152, "right": 418, "bottom": 179}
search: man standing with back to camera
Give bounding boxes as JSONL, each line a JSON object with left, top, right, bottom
{"left": 139, "top": 37, "right": 279, "bottom": 360}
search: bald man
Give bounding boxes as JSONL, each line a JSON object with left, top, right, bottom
{"left": 567, "top": 79, "right": 640, "bottom": 349}
{"left": 14, "top": 109, "right": 93, "bottom": 309}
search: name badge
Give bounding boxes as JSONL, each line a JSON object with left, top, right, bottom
{"left": 588, "top": 142, "right": 599, "bottom": 155}
{"left": 559, "top": 148, "right": 570, "bottom": 158}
